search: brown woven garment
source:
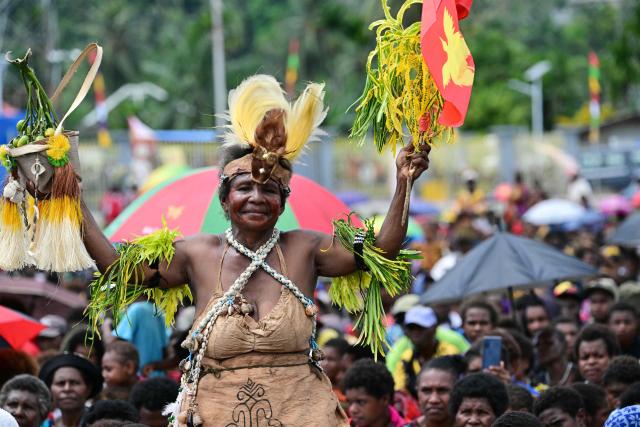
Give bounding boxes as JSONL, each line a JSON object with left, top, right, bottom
{"left": 180, "top": 252, "right": 348, "bottom": 426}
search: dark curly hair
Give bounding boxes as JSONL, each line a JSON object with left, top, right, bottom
{"left": 570, "top": 383, "right": 607, "bottom": 418}
{"left": 506, "top": 384, "right": 534, "bottom": 412}
{"left": 129, "top": 378, "right": 179, "bottom": 411}
{"left": 619, "top": 381, "right": 640, "bottom": 408}
{"left": 217, "top": 144, "right": 292, "bottom": 209}
{"left": 573, "top": 323, "right": 621, "bottom": 360}
{"left": 422, "top": 355, "right": 467, "bottom": 381}
{"left": 603, "top": 355, "right": 640, "bottom": 386}
{"left": 449, "top": 373, "right": 508, "bottom": 418}
{"left": 533, "top": 387, "right": 584, "bottom": 418}
{"left": 342, "top": 359, "right": 394, "bottom": 400}
{"left": 492, "top": 411, "right": 542, "bottom": 427}
{"left": 609, "top": 302, "right": 638, "bottom": 319}
{"left": 81, "top": 399, "right": 139, "bottom": 427}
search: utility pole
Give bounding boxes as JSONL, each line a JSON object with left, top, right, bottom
{"left": 210, "top": 0, "right": 227, "bottom": 127}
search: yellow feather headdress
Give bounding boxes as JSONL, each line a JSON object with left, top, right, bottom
{"left": 222, "top": 75, "right": 327, "bottom": 163}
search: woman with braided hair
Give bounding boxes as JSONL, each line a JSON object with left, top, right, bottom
{"left": 80, "top": 75, "right": 431, "bottom": 426}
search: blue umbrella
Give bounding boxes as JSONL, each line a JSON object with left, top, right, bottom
{"left": 420, "top": 232, "right": 597, "bottom": 305}
{"left": 609, "top": 213, "right": 640, "bottom": 247}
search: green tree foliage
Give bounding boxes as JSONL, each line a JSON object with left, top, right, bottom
{"left": 0, "top": 0, "right": 637, "bottom": 131}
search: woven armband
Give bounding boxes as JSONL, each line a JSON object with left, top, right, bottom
{"left": 353, "top": 231, "right": 368, "bottom": 271}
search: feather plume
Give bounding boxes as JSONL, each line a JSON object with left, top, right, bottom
{"left": 223, "top": 75, "right": 290, "bottom": 147}
{"left": 285, "top": 83, "right": 327, "bottom": 160}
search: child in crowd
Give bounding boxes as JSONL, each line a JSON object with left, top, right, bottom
{"left": 101, "top": 341, "right": 139, "bottom": 400}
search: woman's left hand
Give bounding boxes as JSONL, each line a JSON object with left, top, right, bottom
{"left": 395, "top": 139, "right": 431, "bottom": 182}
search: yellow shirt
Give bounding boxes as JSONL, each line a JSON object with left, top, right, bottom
{"left": 393, "top": 340, "right": 460, "bottom": 392}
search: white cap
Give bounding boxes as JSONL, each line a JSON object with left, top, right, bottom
{"left": 405, "top": 306, "right": 437, "bottom": 329}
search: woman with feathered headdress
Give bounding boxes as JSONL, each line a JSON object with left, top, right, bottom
{"left": 80, "top": 75, "right": 431, "bottom": 426}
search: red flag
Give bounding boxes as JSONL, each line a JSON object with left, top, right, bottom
{"left": 421, "top": 0, "right": 475, "bottom": 127}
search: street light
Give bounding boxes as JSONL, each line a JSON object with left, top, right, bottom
{"left": 508, "top": 60, "right": 552, "bottom": 138}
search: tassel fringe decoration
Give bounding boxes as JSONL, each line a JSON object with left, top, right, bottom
{"left": 86, "top": 223, "right": 193, "bottom": 339}
{"left": 33, "top": 163, "right": 94, "bottom": 272}
{"left": 330, "top": 215, "right": 421, "bottom": 357}
{"left": 0, "top": 195, "right": 29, "bottom": 271}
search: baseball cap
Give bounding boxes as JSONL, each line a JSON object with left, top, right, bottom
{"left": 390, "top": 294, "right": 420, "bottom": 316}
{"left": 584, "top": 277, "right": 619, "bottom": 301}
{"left": 404, "top": 306, "right": 437, "bottom": 329}
{"left": 553, "top": 281, "right": 582, "bottom": 300}
{"left": 619, "top": 281, "right": 640, "bottom": 310}
{"left": 38, "top": 315, "right": 68, "bottom": 338}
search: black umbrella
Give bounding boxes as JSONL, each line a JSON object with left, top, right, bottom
{"left": 420, "top": 232, "right": 597, "bottom": 305}
{"left": 609, "top": 212, "right": 640, "bottom": 247}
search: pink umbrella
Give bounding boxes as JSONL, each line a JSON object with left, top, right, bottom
{"left": 599, "top": 194, "right": 632, "bottom": 217}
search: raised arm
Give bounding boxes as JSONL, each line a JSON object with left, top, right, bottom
{"left": 315, "top": 140, "right": 431, "bottom": 277}
{"left": 81, "top": 199, "right": 189, "bottom": 288}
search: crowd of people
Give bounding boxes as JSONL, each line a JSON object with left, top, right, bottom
{"left": 0, "top": 165, "right": 638, "bottom": 427}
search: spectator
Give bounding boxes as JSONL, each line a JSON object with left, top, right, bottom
{"left": 517, "top": 296, "right": 550, "bottom": 338}
{"left": 507, "top": 330, "right": 535, "bottom": 391}
{"left": 129, "top": 378, "right": 178, "bottom": 427}
{"left": 574, "top": 324, "right": 620, "bottom": 385}
{"left": 449, "top": 373, "right": 508, "bottom": 427}
{"left": 405, "top": 356, "right": 467, "bottom": 427}
{"left": 60, "top": 326, "right": 104, "bottom": 369}
{"left": 505, "top": 385, "right": 533, "bottom": 412}
{"left": 607, "top": 303, "right": 640, "bottom": 358}
{"left": 619, "top": 382, "right": 640, "bottom": 409}
{"left": 605, "top": 405, "right": 640, "bottom": 427}
{"left": 106, "top": 300, "right": 168, "bottom": 371}
{"left": 81, "top": 400, "right": 139, "bottom": 427}
{"left": 460, "top": 299, "right": 497, "bottom": 345}
{"left": 35, "top": 315, "right": 68, "bottom": 353}
{"left": 467, "top": 329, "right": 521, "bottom": 385}
{"left": 101, "top": 341, "right": 139, "bottom": 400}
{"left": 571, "top": 383, "right": 610, "bottom": 427}
{"left": 491, "top": 411, "right": 542, "bottom": 427}
{"left": 552, "top": 281, "right": 583, "bottom": 322}
{"left": 38, "top": 354, "right": 103, "bottom": 427}
{"left": 0, "top": 350, "right": 38, "bottom": 389}
{"left": 584, "top": 278, "right": 618, "bottom": 324}
{"left": 553, "top": 317, "right": 580, "bottom": 360}
{"left": 463, "top": 348, "right": 482, "bottom": 374}
{"left": 343, "top": 359, "right": 406, "bottom": 427}
{"left": 603, "top": 355, "right": 640, "bottom": 409}
{"left": 0, "top": 375, "right": 51, "bottom": 427}
{"left": 393, "top": 307, "right": 459, "bottom": 393}
{"left": 322, "top": 337, "right": 349, "bottom": 388}
{"left": 533, "top": 327, "right": 577, "bottom": 386}
{"left": 533, "top": 387, "right": 586, "bottom": 427}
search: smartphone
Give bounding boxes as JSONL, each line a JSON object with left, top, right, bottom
{"left": 481, "top": 335, "right": 502, "bottom": 370}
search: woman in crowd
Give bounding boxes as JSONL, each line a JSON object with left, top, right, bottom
{"left": 0, "top": 375, "right": 51, "bottom": 427}
{"left": 449, "top": 373, "right": 508, "bottom": 427}
{"left": 404, "top": 355, "right": 466, "bottom": 427}
{"left": 574, "top": 324, "right": 621, "bottom": 385}
{"left": 38, "top": 354, "right": 103, "bottom": 427}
